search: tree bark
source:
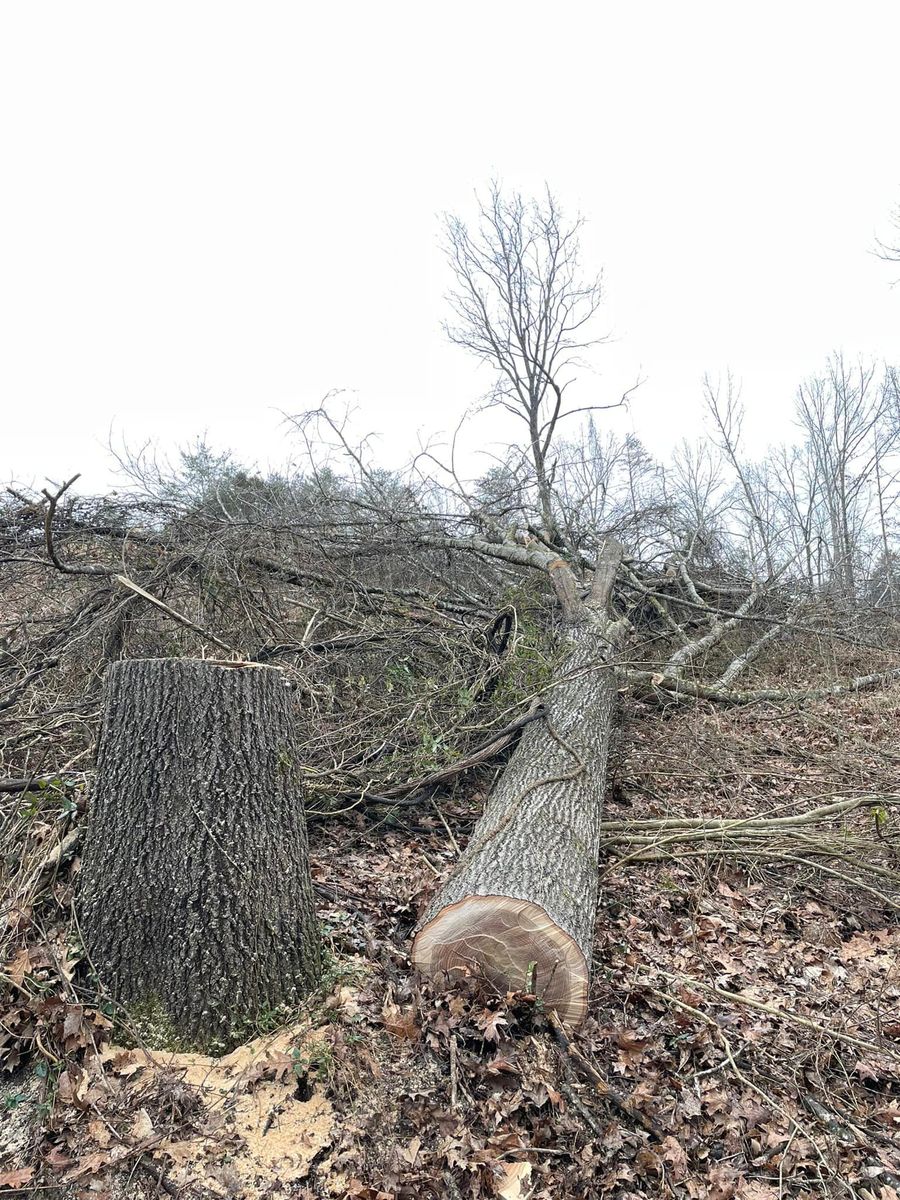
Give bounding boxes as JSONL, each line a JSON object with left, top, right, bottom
{"left": 412, "top": 541, "right": 623, "bottom": 1027}
{"left": 80, "top": 658, "right": 320, "bottom": 1051}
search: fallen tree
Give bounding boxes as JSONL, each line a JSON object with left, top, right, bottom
{"left": 413, "top": 540, "right": 625, "bottom": 1026}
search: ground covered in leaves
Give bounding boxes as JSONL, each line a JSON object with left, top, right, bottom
{"left": 2, "top": 686, "right": 900, "bottom": 1199}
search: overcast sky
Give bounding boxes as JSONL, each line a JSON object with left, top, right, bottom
{"left": 2, "top": 2, "right": 898, "bottom": 492}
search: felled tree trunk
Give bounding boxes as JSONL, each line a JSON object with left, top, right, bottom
{"left": 80, "top": 658, "right": 320, "bottom": 1051}
{"left": 412, "top": 541, "right": 623, "bottom": 1027}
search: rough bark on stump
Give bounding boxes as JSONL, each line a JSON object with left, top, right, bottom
{"left": 80, "top": 658, "right": 320, "bottom": 1051}
{"left": 412, "top": 541, "right": 623, "bottom": 1027}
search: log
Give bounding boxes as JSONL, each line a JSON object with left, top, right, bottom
{"left": 412, "top": 541, "right": 623, "bottom": 1026}
{"left": 80, "top": 658, "right": 320, "bottom": 1052}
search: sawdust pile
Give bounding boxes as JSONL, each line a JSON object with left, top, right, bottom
{"left": 99, "top": 1025, "right": 334, "bottom": 1198}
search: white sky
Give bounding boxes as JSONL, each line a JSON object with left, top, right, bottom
{"left": 1, "top": 1, "right": 898, "bottom": 492}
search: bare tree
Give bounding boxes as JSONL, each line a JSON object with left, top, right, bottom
{"left": 795, "top": 356, "right": 897, "bottom": 601}
{"left": 663, "top": 438, "right": 732, "bottom": 569}
{"left": 704, "top": 373, "right": 779, "bottom": 578}
{"left": 442, "top": 183, "right": 630, "bottom": 545}
{"left": 550, "top": 424, "right": 667, "bottom": 557}
{"left": 770, "top": 441, "right": 821, "bottom": 590}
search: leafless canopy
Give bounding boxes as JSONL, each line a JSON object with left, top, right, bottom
{"left": 443, "top": 184, "right": 631, "bottom": 542}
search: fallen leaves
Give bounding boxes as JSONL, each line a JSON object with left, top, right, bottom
{"left": 0, "top": 1166, "right": 35, "bottom": 1189}
{"left": 3, "top": 686, "right": 900, "bottom": 1198}
{"left": 476, "top": 1009, "right": 509, "bottom": 1044}
{"left": 128, "top": 1108, "right": 153, "bottom": 1142}
{"left": 381, "top": 997, "right": 419, "bottom": 1041}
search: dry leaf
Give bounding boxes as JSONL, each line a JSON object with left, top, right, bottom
{"left": 477, "top": 1009, "right": 509, "bottom": 1043}
{"left": 334, "top": 985, "right": 361, "bottom": 1019}
{"left": 0, "top": 1167, "right": 35, "bottom": 1188}
{"left": 737, "top": 1181, "right": 781, "bottom": 1199}
{"left": 381, "top": 1001, "right": 419, "bottom": 1040}
{"left": 661, "top": 1135, "right": 688, "bottom": 1182}
{"left": 56, "top": 1066, "right": 89, "bottom": 1107}
{"left": 87, "top": 1119, "right": 113, "bottom": 1149}
{"left": 62, "top": 1151, "right": 111, "bottom": 1182}
{"left": 63, "top": 1004, "right": 84, "bottom": 1041}
{"left": 4, "top": 948, "right": 31, "bottom": 987}
{"left": 262, "top": 1049, "right": 295, "bottom": 1082}
{"left": 106, "top": 1049, "right": 144, "bottom": 1077}
{"left": 399, "top": 1136, "right": 421, "bottom": 1165}
{"left": 46, "top": 1146, "right": 75, "bottom": 1170}
{"left": 129, "top": 1109, "right": 154, "bottom": 1141}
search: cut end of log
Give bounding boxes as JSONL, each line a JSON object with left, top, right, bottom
{"left": 411, "top": 894, "right": 588, "bottom": 1027}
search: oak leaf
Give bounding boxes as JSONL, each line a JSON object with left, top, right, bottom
{"left": 4, "top": 948, "right": 31, "bottom": 987}
{"left": 0, "top": 1167, "right": 35, "bottom": 1188}
{"left": 476, "top": 1009, "right": 508, "bottom": 1043}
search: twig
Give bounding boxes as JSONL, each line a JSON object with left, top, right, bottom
{"left": 138, "top": 1157, "right": 181, "bottom": 1197}
{"left": 647, "top": 972, "right": 898, "bottom": 1059}
{"left": 41, "top": 475, "right": 113, "bottom": 577}
{"left": 114, "top": 576, "right": 236, "bottom": 655}
{"left": 0, "top": 772, "right": 77, "bottom": 794}
{"left": 307, "top": 707, "right": 547, "bottom": 817}
{"left": 547, "top": 1010, "right": 662, "bottom": 1137}
{"left": 449, "top": 1033, "right": 459, "bottom": 1108}
{"left": 433, "top": 799, "right": 461, "bottom": 856}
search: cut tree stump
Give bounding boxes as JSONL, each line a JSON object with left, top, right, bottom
{"left": 412, "top": 541, "right": 623, "bottom": 1026}
{"left": 80, "top": 658, "right": 320, "bottom": 1051}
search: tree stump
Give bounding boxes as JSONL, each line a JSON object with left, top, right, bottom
{"left": 80, "top": 658, "right": 320, "bottom": 1051}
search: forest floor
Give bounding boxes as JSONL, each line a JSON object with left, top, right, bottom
{"left": 2, "top": 687, "right": 900, "bottom": 1199}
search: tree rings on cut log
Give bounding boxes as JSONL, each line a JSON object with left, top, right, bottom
{"left": 412, "top": 894, "right": 588, "bottom": 1027}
